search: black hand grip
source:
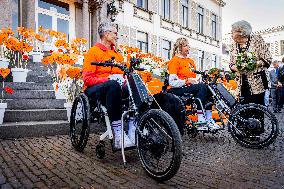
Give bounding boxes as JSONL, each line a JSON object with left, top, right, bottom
{"left": 135, "top": 68, "right": 145, "bottom": 71}
{"left": 192, "top": 70, "right": 204, "bottom": 75}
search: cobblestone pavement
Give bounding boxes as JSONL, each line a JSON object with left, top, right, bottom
{"left": 1, "top": 113, "right": 284, "bottom": 189}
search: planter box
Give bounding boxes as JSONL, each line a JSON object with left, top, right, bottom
{"left": 0, "top": 58, "right": 9, "bottom": 68}
{"left": 64, "top": 102, "right": 72, "bottom": 122}
{"left": 32, "top": 52, "right": 44, "bottom": 62}
{"left": 11, "top": 68, "right": 29, "bottom": 82}
{"left": 0, "top": 103, "right": 7, "bottom": 124}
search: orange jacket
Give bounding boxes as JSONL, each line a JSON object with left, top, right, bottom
{"left": 82, "top": 43, "right": 124, "bottom": 87}
{"left": 167, "top": 56, "right": 197, "bottom": 79}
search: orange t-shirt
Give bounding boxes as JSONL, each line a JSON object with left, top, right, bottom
{"left": 167, "top": 56, "right": 197, "bottom": 79}
{"left": 82, "top": 43, "right": 124, "bottom": 87}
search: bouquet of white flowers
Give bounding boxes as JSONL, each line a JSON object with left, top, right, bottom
{"left": 236, "top": 52, "right": 257, "bottom": 72}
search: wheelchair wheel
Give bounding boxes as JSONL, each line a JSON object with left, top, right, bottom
{"left": 137, "top": 109, "right": 182, "bottom": 182}
{"left": 229, "top": 103, "right": 278, "bottom": 149}
{"left": 70, "top": 93, "right": 90, "bottom": 152}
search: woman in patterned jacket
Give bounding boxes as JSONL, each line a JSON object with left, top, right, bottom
{"left": 229, "top": 20, "right": 272, "bottom": 105}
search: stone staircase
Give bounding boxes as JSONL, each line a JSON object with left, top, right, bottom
{"left": 0, "top": 61, "right": 69, "bottom": 139}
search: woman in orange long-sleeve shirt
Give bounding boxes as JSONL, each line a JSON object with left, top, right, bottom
{"left": 167, "top": 38, "right": 219, "bottom": 129}
{"left": 82, "top": 23, "right": 134, "bottom": 149}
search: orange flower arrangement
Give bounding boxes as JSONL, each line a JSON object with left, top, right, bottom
{"left": 0, "top": 68, "right": 13, "bottom": 103}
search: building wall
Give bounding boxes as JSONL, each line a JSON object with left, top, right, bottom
{"left": 115, "top": 0, "right": 224, "bottom": 70}
{"left": 0, "top": 0, "right": 13, "bottom": 28}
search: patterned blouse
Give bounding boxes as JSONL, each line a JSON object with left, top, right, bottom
{"left": 229, "top": 34, "right": 272, "bottom": 95}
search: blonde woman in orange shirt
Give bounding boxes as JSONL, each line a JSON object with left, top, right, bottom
{"left": 167, "top": 37, "right": 219, "bottom": 129}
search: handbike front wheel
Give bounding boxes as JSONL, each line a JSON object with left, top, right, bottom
{"left": 70, "top": 93, "right": 91, "bottom": 152}
{"left": 137, "top": 109, "right": 182, "bottom": 182}
{"left": 229, "top": 103, "right": 278, "bottom": 149}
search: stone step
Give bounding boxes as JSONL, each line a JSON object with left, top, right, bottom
{"left": 0, "top": 120, "right": 69, "bottom": 139}
{"left": 5, "top": 82, "right": 53, "bottom": 90}
{"left": 6, "top": 99, "right": 65, "bottom": 110}
{"left": 0, "top": 121, "right": 104, "bottom": 139}
{"left": 4, "top": 90, "right": 55, "bottom": 99}
{"left": 27, "top": 75, "right": 53, "bottom": 83}
{"left": 4, "top": 109, "right": 67, "bottom": 122}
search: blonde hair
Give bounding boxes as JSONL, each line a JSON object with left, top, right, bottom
{"left": 172, "top": 37, "right": 189, "bottom": 57}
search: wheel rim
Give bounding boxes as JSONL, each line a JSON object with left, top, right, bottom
{"left": 230, "top": 105, "right": 278, "bottom": 146}
{"left": 137, "top": 115, "right": 175, "bottom": 176}
{"left": 70, "top": 97, "right": 86, "bottom": 146}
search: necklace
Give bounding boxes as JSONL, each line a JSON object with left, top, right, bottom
{"left": 236, "top": 36, "right": 251, "bottom": 53}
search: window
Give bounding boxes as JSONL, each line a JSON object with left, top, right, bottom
{"left": 37, "top": 0, "right": 70, "bottom": 41}
{"left": 11, "top": 0, "right": 21, "bottom": 34}
{"left": 39, "top": 0, "right": 69, "bottom": 15}
{"left": 211, "top": 14, "right": 217, "bottom": 40}
{"left": 137, "top": 31, "right": 148, "bottom": 53}
{"left": 198, "top": 50, "right": 204, "bottom": 70}
{"left": 181, "top": 0, "right": 188, "bottom": 27}
{"left": 161, "top": 0, "right": 170, "bottom": 20}
{"left": 281, "top": 40, "right": 284, "bottom": 55}
{"left": 162, "top": 39, "right": 171, "bottom": 60}
{"left": 137, "top": 0, "right": 148, "bottom": 9}
{"left": 197, "top": 6, "right": 204, "bottom": 34}
{"left": 212, "top": 54, "right": 217, "bottom": 68}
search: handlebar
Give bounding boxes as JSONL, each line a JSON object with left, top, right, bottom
{"left": 90, "top": 57, "right": 145, "bottom": 73}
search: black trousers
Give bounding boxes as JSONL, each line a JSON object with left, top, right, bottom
{"left": 85, "top": 80, "right": 127, "bottom": 122}
{"left": 168, "top": 83, "right": 211, "bottom": 110}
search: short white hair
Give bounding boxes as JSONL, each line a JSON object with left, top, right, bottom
{"left": 231, "top": 20, "right": 252, "bottom": 37}
{"left": 98, "top": 22, "right": 117, "bottom": 38}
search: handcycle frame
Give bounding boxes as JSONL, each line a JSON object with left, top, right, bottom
{"left": 161, "top": 70, "right": 278, "bottom": 148}
{"left": 70, "top": 58, "right": 182, "bottom": 181}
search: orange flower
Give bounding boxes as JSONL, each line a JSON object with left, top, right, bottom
{"left": 0, "top": 68, "right": 10, "bottom": 79}
{"left": 66, "top": 66, "right": 82, "bottom": 79}
{"left": 0, "top": 33, "right": 8, "bottom": 45}
{"left": 35, "top": 33, "right": 46, "bottom": 42}
{"left": 55, "top": 39, "right": 68, "bottom": 48}
{"left": 41, "top": 56, "right": 54, "bottom": 66}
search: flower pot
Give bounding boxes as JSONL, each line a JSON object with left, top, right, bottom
{"left": 0, "top": 103, "right": 7, "bottom": 124}
{"left": 75, "top": 55, "right": 84, "bottom": 65}
{"left": 0, "top": 58, "right": 10, "bottom": 68}
{"left": 53, "top": 83, "right": 66, "bottom": 99}
{"left": 32, "top": 52, "right": 44, "bottom": 62}
{"left": 11, "top": 68, "right": 29, "bottom": 82}
{"left": 64, "top": 102, "right": 72, "bottom": 122}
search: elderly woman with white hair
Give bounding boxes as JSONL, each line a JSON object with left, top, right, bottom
{"left": 229, "top": 20, "right": 272, "bottom": 105}
{"left": 229, "top": 20, "right": 272, "bottom": 136}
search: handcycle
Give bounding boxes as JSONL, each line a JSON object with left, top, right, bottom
{"left": 153, "top": 70, "right": 279, "bottom": 149}
{"left": 69, "top": 58, "right": 182, "bottom": 181}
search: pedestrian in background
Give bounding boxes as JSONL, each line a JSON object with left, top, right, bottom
{"left": 270, "top": 60, "right": 281, "bottom": 112}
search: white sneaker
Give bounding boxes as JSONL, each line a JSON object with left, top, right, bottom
{"left": 114, "top": 131, "right": 135, "bottom": 149}
{"left": 207, "top": 119, "right": 220, "bottom": 130}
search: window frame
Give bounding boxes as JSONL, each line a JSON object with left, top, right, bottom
{"left": 181, "top": 0, "right": 189, "bottom": 27}
{"left": 197, "top": 5, "right": 204, "bottom": 34}
{"left": 162, "top": 39, "right": 171, "bottom": 60}
{"left": 211, "top": 13, "right": 217, "bottom": 40}
{"left": 161, "top": 0, "right": 170, "bottom": 20}
{"left": 137, "top": 0, "right": 148, "bottom": 10}
{"left": 137, "top": 31, "right": 148, "bottom": 53}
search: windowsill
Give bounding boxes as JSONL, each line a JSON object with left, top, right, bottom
{"left": 134, "top": 6, "right": 153, "bottom": 14}
{"left": 161, "top": 18, "right": 175, "bottom": 24}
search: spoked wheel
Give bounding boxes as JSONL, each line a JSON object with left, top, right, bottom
{"left": 70, "top": 93, "right": 90, "bottom": 152}
{"left": 229, "top": 103, "right": 278, "bottom": 149}
{"left": 137, "top": 109, "right": 182, "bottom": 182}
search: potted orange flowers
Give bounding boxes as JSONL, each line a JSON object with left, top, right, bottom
{"left": 0, "top": 68, "right": 13, "bottom": 124}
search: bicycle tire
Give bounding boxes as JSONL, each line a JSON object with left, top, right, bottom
{"left": 229, "top": 103, "right": 278, "bottom": 149}
{"left": 70, "top": 93, "right": 91, "bottom": 152}
{"left": 137, "top": 109, "right": 182, "bottom": 182}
